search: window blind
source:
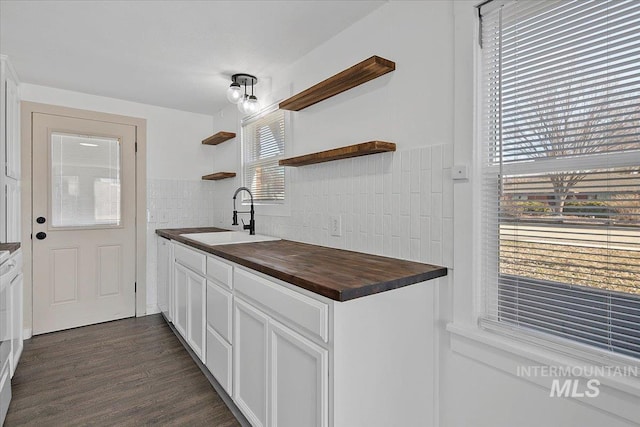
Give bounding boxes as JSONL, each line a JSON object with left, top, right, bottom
{"left": 242, "top": 108, "right": 285, "bottom": 202}
{"left": 480, "top": 0, "right": 640, "bottom": 359}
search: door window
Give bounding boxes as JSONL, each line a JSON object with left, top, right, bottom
{"left": 50, "top": 132, "right": 121, "bottom": 227}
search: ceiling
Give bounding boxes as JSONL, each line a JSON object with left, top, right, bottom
{"left": 0, "top": 0, "right": 385, "bottom": 115}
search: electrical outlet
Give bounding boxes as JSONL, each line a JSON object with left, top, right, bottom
{"left": 452, "top": 164, "right": 469, "bottom": 180}
{"left": 330, "top": 215, "right": 342, "bottom": 237}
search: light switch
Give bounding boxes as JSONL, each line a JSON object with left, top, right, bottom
{"left": 330, "top": 215, "right": 342, "bottom": 236}
{"left": 452, "top": 164, "right": 468, "bottom": 180}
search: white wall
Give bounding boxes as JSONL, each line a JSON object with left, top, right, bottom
{"left": 20, "top": 84, "right": 216, "bottom": 318}
{"left": 209, "top": 1, "right": 455, "bottom": 268}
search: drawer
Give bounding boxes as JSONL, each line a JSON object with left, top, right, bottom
{"left": 207, "top": 281, "right": 232, "bottom": 342}
{"left": 234, "top": 268, "right": 328, "bottom": 342}
{"left": 206, "top": 326, "right": 232, "bottom": 396}
{"left": 174, "top": 244, "right": 206, "bottom": 275}
{"left": 206, "top": 256, "right": 232, "bottom": 290}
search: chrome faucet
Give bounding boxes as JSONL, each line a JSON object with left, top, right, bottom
{"left": 232, "top": 187, "right": 255, "bottom": 235}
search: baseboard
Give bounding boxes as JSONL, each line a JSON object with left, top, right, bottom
{"left": 23, "top": 328, "right": 32, "bottom": 340}
{"left": 146, "top": 304, "right": 160, "bottom": 315}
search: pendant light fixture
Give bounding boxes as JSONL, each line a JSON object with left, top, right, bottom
{"left": 226, "top": 73, "right": 259, "bottom": 115}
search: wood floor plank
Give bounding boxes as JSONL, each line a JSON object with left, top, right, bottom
{"left": 5, "top": 314, "right": 241, "bottom": 427}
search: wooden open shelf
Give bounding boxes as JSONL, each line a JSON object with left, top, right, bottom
{"left": 279, "top": 141, "right": 396, "bottom": 167}
{"left": 202, "top": 131, "right": 236, "bottom": 146}
{"left": 202, "top": 172, "right": 236, "bottom": 181}
{"left": 279, "top": 56, "right": 395, "bottom": 111}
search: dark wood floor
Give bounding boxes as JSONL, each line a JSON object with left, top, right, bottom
{"left": 5, "top": 314, "right": 240, "bottom": 426}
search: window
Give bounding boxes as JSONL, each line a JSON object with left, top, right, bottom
{"left": 241, "top": 106, "right": 286, "bottom": 203}
{"left": 480, "top": 0, "right": 640, "bottom": 359}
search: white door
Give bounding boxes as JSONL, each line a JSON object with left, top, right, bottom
{"left": 234, "top": 297, "right": 269, "bottom": 427}
{"left": 186, "top": 268, "right": 206, "bottom": 361}
{"left": 174, "top": 263, "right": 188, "bottom": 338}
{"left": 32, "top": 113, "right": 137, "bottom": 334}
{"left": 269, "top": 320, "right": 328, "bottom": 427}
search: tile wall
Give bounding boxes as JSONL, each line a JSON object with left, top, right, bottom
{"left": 212, "top": 143, "right": 454, "bottom": 269}
{"left": 146, "top": 179, "right": 216, "bottom": 311}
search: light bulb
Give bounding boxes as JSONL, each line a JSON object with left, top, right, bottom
{"left": 239, "top": 96, "right": 253, "bottom": 114}
{"left": 237, "top": 95, "right": 248, "bottom": 113}
{"left": 226, "top": 82, "right": 242, "bottom": 104}
{"left": 246, "top": 95, "right": 259, "bottom": 114}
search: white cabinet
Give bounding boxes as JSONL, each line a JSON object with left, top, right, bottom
{"left": 269, "top": 319, "right": 328, "bottom": 427}
{"left": 187, "top": 270, "right": 206, "bottom": 361}
{"left": 205, "top": 256, "right": 234, "bottom": 396}
{"left": 206, "top": 324, "right": 233, "bottom": 395}
{"left": 234, "top": 297, "right": 269, "bottom": 427}
{"left": 174, "top": 243, "right": 206, "bottom": 363}
{"left": 0, "top": 55, "right": 20, "bottom": 243}
{"left": 6, "top": 180, "right": 20, "bottom": 243}
{"left": 174, "top": 263, "right": 188, "bottom": 338}
{"left": 9, "top": 272, "right": 22, "bottom": 377}
{"left": 164, "top": 238, "right": 438, "bottom": 427}
{"left": 5, "top": 76, "right": 20, "bottom": 180}
{"left": 157, "top": 237, "right": 172, "bottom": 321}
{"left": 233, "top": 267, "right": 329, "bottom": 427}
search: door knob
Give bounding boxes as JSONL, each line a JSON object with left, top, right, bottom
{"left": 36, "top": 216, "right": 46, "bottom": 224}
{"left": 36, "top": 232, "right": 47, "bottom": 240}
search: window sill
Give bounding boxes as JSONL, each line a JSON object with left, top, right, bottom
{"left": 446, "top": 322, "right": 640, "bottom": 424}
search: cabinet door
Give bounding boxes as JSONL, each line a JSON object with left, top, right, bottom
{"left": 206, "top": 325, "right": 232, "bottom": 395}
{"left": 234, "top": 298, "right": 269, "bottom": 427}
{"left": 156, "top": 237, "right": 170, "bottom": 319}
{"left": 207, "top": 281, "right": 232, "bottom": 342}
{"left": 269, "top": 320, "right": 328, "bottom": 427}
{"left": 5, "top": 180, "right": 19, "bottom": 242}
{"left": 187, "top": 269, "right": 206, "bottom": 362}
{"left": 174, "top": 263, "right": 188, "bottom": 338}
{"left": 5, "top": 77, "right": 20, "bottom": 180}
{"left": 9, "top": 273, "right": 23, "bottom": 377}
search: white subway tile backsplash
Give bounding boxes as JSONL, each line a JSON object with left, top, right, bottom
{"left": 443, "top": 143, "right": 453, "bottom": 169}
{"left": 442, "top": 218, "right": 454, "bottom": 268}
{"left": 431, "top": 217, "right": 442, "bottom": 242}
{"left": 400, "top": 215, "right": 410, "bottom": 242}
{"left": 166, "top": 143, "right": 456, "bottom": 310}
{"left": 431, "top": 166, "right": 443, "bottom": 193}
{"left": 431, "top": 193, "right": 443, "bottom": 220}
{"left": 430, "top": 241, "right": 443, "bottom": 264}
{"left": 401, "top": 150, "right": 412, "bottom": 172}
{"left": 399, "top": 191, "right": 410, "bottom": 216}
{"left": 431, "top": 145, "right": 443, "bottom": 170}
{"left": 410, "top": 238, "right": 421, "bottom": 262}
{"left": 421, "top": 146, "right": 432, "bottom": 171}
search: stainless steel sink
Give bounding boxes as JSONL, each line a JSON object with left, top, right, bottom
{"left": 180, "top": 231, "right": 280, "bottom": 246}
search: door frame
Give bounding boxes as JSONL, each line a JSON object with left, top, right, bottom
{"left": 20, "top": 102, "right": 147, "bottom": 335}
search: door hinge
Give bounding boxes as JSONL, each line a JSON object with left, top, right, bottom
{"left": 30, "top": 233, "right": 32, "bottom": 240}
{"left": 135, "top": 282, "right": 137, "bottom": 292}
{"left": 135, "top": 142, "right": 138, "bottom": 153}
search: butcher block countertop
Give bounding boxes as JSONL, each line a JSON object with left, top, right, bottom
{"left": 0, "top": 242, "right": 21, "bottom": 253}
{"left": 156, "top": 227, "right": 447, "bottom": 302}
